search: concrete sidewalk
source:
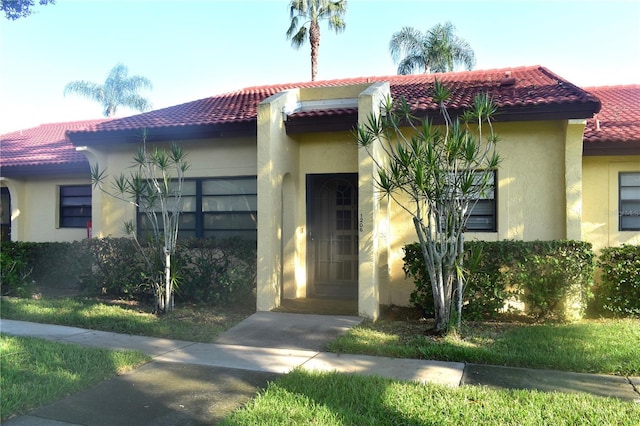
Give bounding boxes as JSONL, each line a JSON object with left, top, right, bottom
{"left": 1, "top": 314, "right": 639, "bottom": 425}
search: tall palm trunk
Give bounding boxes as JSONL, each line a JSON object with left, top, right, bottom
{"left": 309, "top": 20, "right": 320, "bottom": 81}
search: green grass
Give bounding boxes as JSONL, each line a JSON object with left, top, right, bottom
{"left": 220, "top": 369, "right": 640, "bottom": 426}
{"left": 0, "top": 296, "right": 255, "bottom": 342}
{"left": 3, "top": 296, "right": 639, "bottom": 423}
{"left": 1, "top": 334, "right": 150, "bottom": 420}
{"left": 329, "top": 318, "right": 640, "bottom": 376}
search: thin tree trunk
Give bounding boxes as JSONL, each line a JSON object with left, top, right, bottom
{"left": 456, "top": 232, "right": 464, "bottom": 330}
{"left": 309, "top": 20, "right": 320, "bottom": 81}
{"left": 164, "top": 248, "right": 172, "bottom": 313}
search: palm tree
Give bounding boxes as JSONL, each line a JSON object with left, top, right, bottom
{"left": 286, "top": 0, "right": 347, "bottom": 81}
{"left": 389, "top": 22, "right": 476, "bottom": 75}
{"left": 64, "top": 63, "right": 152, "bottom": 117}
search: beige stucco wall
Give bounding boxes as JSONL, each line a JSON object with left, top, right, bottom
{"left": 255, "top": 82, "right": 590, "bottom": 314}
{"left": 256, "top": 83, "right": 390, "bottom": 317}
{"left": 1, "top": 175, "right": 90, "bottom": 242}
{"left": 79, "top": 137, "right": 257, "bottom": 238}
{"left": 582, "top": 155, "right": 640, "bottom": 252}
{"left": 381, "top": 119, "right": 583, "bottom": 306}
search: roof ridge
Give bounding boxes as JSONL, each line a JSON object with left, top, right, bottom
{"left": 237, "top": 65, "right": 547, "bottom": 93}
{"left": 584, "top": 84, "right": 640, "bottom": 90}
{"left": 1, "top": 118, "right": 113, "bottom": 137}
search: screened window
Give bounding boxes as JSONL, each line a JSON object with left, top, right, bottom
{"left": 1, "top": 187, "right": 10, "bottom": 240}
{"left": 59, "top": 185, "right": 92, "bottom": 228}
{"left": 465, "top": 171, "right": 497, "bottom": 232}
{"left": 619, "top": 172, "right": 640, "bottom": 231}
{"left": 138, "top": 176, "right": 257, "bottom": 240}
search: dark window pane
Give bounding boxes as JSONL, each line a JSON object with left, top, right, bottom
{"left": 138, "top": 176, "right": 258, "bottom": 240}
{"left": 60, "top": 196, "right": 92, "bottom": 207}
{"left": 203, "top": 195, "right": 257, "bottom": 212}
{"left": 336, "top": 210, "right": 352, "bottom": 230}
{"left": 336, "top": 185, "right": 353, "bottom": 206}
{"left": 203, "top": 178, "right": 257, "bottom": 195}
{"left": 204, "top": 213, "right": 257, "bottom": 230}
{"left": 620, "top": 215, "right": 640, "bottom": 230}
{"left": 60, "top": 186, "right": 91, "bottom": 197}
{"left": 60, "top": 185, "right": 91, "bottom": 228}
{"left": 620, "top": 172, "right": 640, "bottom": 231}
{"left": 465, "top": 171, "right": 496, "bottom": 232}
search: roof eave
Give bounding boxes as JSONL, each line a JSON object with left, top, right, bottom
{"left": 67, "top": 122, "right": 257, "bottom": 146}
{"left": 284, "top": 102, "right": 601, "bottom": 134}
{"left": 583, "top": 140, "right": 640, "bottom": 156}
{"left": 0, "top": 162, "right": 90, "bottom": 177}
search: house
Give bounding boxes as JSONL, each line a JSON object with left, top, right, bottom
{"left": 581, "top": 85, "right": 640, "bottom": 251}
{"left": 1, "top": 66, "right": 637, "bottom": 319}
{"left": 0, "top": 119, "right": 110, "bottom": 241}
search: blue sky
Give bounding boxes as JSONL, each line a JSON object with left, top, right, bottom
{"left": 1, "top": 0, "right": 639, "bottom": 134}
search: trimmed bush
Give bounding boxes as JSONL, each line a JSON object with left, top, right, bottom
{"left": 1, "top": 237, "right": 257, "bottom": 308}
{"left": 175, "top": 238, "right": 256, "bottom": 305}
{"left": 0, "top": 241, "right": 92, "bottom": 295}
{"left": 593, "top": 244, "right": 640, "bottom": 317}
{"left": 0, "top": 248, "right": 35, "bottom": 297}
{"left": 80, "top": 237, "right": 146, "bottom": 298}
{"left": 403, "top": 240, "right": 595, "bottom": 321}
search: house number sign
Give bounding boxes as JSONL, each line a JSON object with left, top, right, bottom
{"left": 359, "top": 214, "right": 364, "bottom": 233}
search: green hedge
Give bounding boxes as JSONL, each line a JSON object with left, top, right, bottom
{"left": 593, "top": 244, "right": 640, "bottom": 317}
{"left": 0, "top": 241, "right": 93, "bottom": 296}
{"left": 403, "top": 240, "right": 595, "bottom": 321}
{"left": 0, "top": 238, "right": 257, "bottom": 307}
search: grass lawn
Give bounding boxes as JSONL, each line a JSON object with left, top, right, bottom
{"left": 2, "top": 296, "right": 639, "bottom": 424}
{"left": 0, "top": 296, "right": 255, "bottom": 342}
{"left": 219, "top": 369, "right": 640, "bottom": 426}
{"left": 0, "top": 334, "right": 150, "bottom": 421}
{"left": 329, "top": 315, "right": 640, "bottom": 376}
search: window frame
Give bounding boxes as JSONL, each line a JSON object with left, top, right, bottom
{"left": 1, "top": 187, "right": 10, "bottom": 240}
{"left": 619, "top": 172, "right": 640, "bottom": 231}
{"left": 137, "top": 176, "right": 258, "bottom": 240}
{"left": 464, "top": 170, "right": 497, "bottom": 233}
{"left": 59, "top": 184, "right": 92, "bottom": 228}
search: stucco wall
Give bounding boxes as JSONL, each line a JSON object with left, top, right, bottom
{"left": 83, "top": 137, "right": 257, "bottom": 238}
{"left": 1, "top": 175, "right": 90, "bottom": 242}
{"left": 381, "top": 120, "right": 575, "bottom": 306}
{"left": 582, "top": 155, "right": 640, "bottom": 252}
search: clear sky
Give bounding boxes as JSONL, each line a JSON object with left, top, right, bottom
{"left": 1, "top": 0, "right": 639, "bottom": 134}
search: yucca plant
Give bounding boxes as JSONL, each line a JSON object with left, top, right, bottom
{"left": 91, "top": 130, "right": 189, "bottom": 313}
{"left": 356, "top": 80, "right": 500, "bottom": 334}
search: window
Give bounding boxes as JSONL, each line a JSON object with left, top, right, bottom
{"left": 59, "top": 185, "right": 92, "bottom": 228}
{"left": 138, "top": 176, "right": 257, "bottom": 240}
{"left": 619, "top": 172, "right": 640, "bottom": 231}
{"left": 465, "top": 171, "right": 497, "bottom": 232}
{"left": 1, "top": 187, "right": 10, "bottom": 240}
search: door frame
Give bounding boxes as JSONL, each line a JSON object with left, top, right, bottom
{"left": 306, "top": 173, "right": 359, "bottom": 299}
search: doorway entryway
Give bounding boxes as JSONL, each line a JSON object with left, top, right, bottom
{"left": 306, "top": 173, "right": 358, "bottom": 299}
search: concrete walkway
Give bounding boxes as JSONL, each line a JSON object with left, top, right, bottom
{"left": 1, "top": 314, "right": 639, "bottom": 425}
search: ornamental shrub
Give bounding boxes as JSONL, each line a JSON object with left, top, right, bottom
{"left": 593, "top": 244, "right": 640, "bottom": 317}
{"left": 403, "top": 240, "right": 594, "bottom": 321}
{"left": 80, "top": 237, "right": 146, "bottom": 298}
{"left": 0, "top": 241, "right": 92, "bottom": 296}
{"left": 175, "top": 237, "right": 256, "bottom": 305}
{"left": 3, "top": 237, "right": 257, "bottom": 307}
{"left": 0, "top": 247, "right": 35, "bottom": 297}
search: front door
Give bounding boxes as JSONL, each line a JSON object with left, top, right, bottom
{"left": 306, "top": 174, "right": 358, "bottom": 299}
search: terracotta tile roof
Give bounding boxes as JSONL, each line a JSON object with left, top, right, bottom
{"left": 67, "top": 65, "right": 600, "bottom": 144}
{"left": 0, "top": 119, "right": 110, "bottom": 171}
{"left": 583, "top": 85, "right": 640, "bottom": 144}
{"left": 2, "top": 66, "right": 610, "bottom": 170}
